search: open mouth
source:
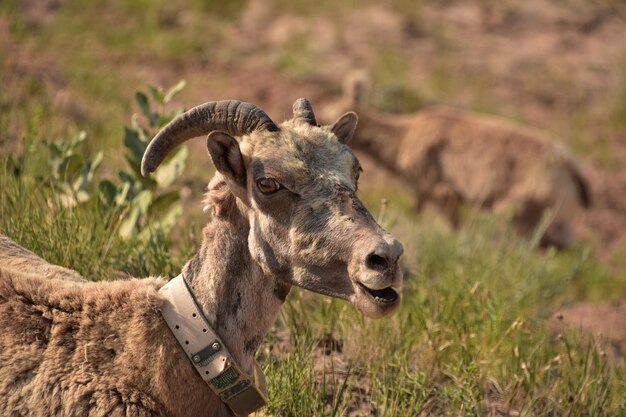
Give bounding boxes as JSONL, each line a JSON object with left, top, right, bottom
{"left": 357, "top": 282, "right": 399, "bottom": 305}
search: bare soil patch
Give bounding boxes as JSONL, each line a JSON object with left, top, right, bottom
{"left": 579, "top": 164, "right": 626, "bottom": 263}
{"left": 551, "top": 301, "right": 626, "bottom": 365}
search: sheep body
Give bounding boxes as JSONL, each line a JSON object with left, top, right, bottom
{"left": 0, "top": 266, "right": 230, "bottom": 417}
{"left": 0, "top": 234, "right": 85, "bottom": 282}
{"left": 332, "top": 102, "right": 589, "bottom": 247}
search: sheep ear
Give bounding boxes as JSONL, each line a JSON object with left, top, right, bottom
{"left": 207, "top": 131, "right": 246, "bottom": 186}
{"left": 330, "top": 112, "right": 358, "bottom": 144}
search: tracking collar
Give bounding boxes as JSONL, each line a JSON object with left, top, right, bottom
{"left": 159, "top": 275, "right": 268, "bottom": 416}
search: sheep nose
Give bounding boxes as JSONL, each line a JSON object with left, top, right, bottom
{"left": 365, "top": 239, "right": 403, "bottom": 273}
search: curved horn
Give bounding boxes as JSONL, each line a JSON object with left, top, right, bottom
{"left": 292, "top": 98, "right": 317, "bottom": 126}
{"left": 141, "top": 100, "right": 278, "bottom": 176}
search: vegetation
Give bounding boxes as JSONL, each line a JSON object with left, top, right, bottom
{"left": 261, "top": 209, "right": 626, "bottom": 416}
{"left": 1, "top": 82, "right": 194, "bottom": 279}
{"left": 2, "top": 84, "right": 625, "bottom": 414}
{"left": 2, "top": 0, "right": 626, "bottom": 415}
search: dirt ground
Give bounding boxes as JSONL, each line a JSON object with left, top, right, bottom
{"left": 3, "top": 0, "right": 626, "bottom": 362}
{"left": 551, "top": 300, "right": 626, "bottom": 365}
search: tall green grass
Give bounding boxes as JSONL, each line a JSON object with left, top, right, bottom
{"left": 0, "top": 156, "right": 193, "bottom": 280}
{"left": 2, "top": 145, "right": 625, "bottom": 415}
{"left": 262, "top": 213, "right": 626, "bottom": 416}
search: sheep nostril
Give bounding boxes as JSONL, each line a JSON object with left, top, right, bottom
{"left": 366, "top": 253, "right": 388, "bottom": 272}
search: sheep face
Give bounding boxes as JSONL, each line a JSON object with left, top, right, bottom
{"left": 206, "top": 115, "right": 403, "bottom": 318}
{"left": 141, "top": 99, "right": 404, "bottom": 318}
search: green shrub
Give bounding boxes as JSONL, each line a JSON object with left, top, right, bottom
{"left": 0, "top": 80, "right": 194, "bottom": 278}
{"left": 98, "top": 80, "right": 188, "bottom": 239}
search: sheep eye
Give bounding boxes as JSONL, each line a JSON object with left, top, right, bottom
{"left": 257, "top": 177, "right": 282, "bottom": 194}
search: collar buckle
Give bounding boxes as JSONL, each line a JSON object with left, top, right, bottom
{"left": 219, "top": 362, "right": 267, "bottom": 416}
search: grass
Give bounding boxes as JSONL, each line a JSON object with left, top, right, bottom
{"left": 0, "top": 151, "right": 194, "bottom": 279}
{"left": 0, "top": 0, "right": 239, "bottom": 157}
{"left": 261, "top": 211, "right": 626, "bottom": 416}
{"left": 3, "top": 0, "right": 626, "bottom": 415}
{"left": 5, "top": 140, "right": 624, "bottom": 415}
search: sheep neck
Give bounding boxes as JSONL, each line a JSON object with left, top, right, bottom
{"left": 181, "top": 203, "right": 289, "bottom": 375}
{"left": 351, "top": 108, "right": 403, "bottom": 174}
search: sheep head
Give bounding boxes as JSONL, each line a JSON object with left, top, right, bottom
{"left": 142, "top": 98, "right": 403, "bottom": 318}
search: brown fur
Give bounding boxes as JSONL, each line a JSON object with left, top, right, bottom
{"left": 0, "top": 269, "right": 231, "bottom": 417}
{"left": 0, "top": 101, "right": 404, "bottom": 417}
{"left": 323, "top": 76, "right": 590, "bottom": 247}
{"left": 0, "top": 235, "right": 85, "bottom": 282}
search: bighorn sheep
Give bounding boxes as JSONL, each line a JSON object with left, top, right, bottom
{"left": 323, "top": 75, "right": 590, "bottom": 247}
{"left": 0, "top": 98, "right": 403, "bottom": 417}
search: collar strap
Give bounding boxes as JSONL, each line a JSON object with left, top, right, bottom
{"left": 159, "top": 275, "right": 268, "bottom": 416}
